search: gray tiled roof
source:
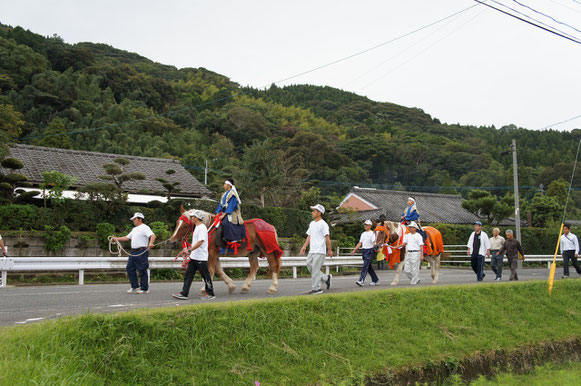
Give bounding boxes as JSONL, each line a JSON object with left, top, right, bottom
{"left": 5, "top": 144, "right": 211, "bottom": 198}
{"left": 333, "top": 187, "right": 480, "bottom": 225}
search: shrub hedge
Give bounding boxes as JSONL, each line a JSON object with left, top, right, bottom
{"left": 0, "top": 200, "right": 311, "bottom": 239}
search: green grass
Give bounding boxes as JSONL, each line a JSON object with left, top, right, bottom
{"left": 463, "top": 361, "right": 581, "bottom": 385}
{"left": 1, "top": 280, "right": 581, "bottom": 385}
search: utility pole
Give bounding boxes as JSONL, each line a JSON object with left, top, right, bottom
{"left": 511, "top": 139, "right": 522, "bottom": 268}
{"left": 204, "top": 159, "right": 208, "bottom": 185}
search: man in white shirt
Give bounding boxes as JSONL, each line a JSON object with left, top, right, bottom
{"left": 400, "top": 222, "right": 424, "bottom": 285}
{"left": 172, "top": 210, "right": 215, "bottom": 300}
{"left": 300, "top": 204, "right": 333, "bottom": 295}
{"left": 560, "top": 224, "right": 581, "bottom": 279}
{"left": 112, "top": 212, "right": 156, "bottom": 294}
{"left": 351, "top": 219, "right": 379, "bottom": 286}
{"left": 467, "top": 221, "right": 490, "bottom": 282}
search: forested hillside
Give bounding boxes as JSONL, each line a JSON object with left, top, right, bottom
{"left": 1, "top": 24, "right": 580, "bottom": 217}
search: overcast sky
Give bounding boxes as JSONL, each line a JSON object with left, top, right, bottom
{"left": 1, "top": 0, "right": 580, "bottom": 131}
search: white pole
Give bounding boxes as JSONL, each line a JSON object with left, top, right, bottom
{"left": 0, "top": 270, "right": 6, "bottom": 287}
{"left": 292, "top": 266, "right": 297, "bottom": 279}
{"left": 79, "top": 269, "right": 84, "bottom": 285}
{"left": 204, "top": 159, "right": 208, "bottom": 185}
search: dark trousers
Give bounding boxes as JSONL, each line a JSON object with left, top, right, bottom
{"left": 471, "top": 252, "right": 485, "bottom": 281}
{"left": 490, "top": 250, "right": 503, "bottom": 279}
{"left": 563, "top": 250, "right": 581, "bottom": 277}
{"left": 127, "top": 248, "right": 149, "bottom": 291}
{"left": 181, "top": 259, "right": 214, "bottom": 297}
{"left": 507, "top": 255, "right": 519, "bottom": 281}
{"left": 358, "top": 249, "right": 379, "bottom": 283}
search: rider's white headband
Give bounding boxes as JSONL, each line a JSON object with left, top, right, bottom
{"left": 225, "top": 180, "right": 233, "bottom": 187}
{"left": 408, "top": 197, "right": 415, "bottom": 203}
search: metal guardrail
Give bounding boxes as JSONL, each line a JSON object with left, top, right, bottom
{"left": 0, "top": 255, "right": 364, "bottom": 287}
{"left": 0, "top": 245, "right": 563, "bottom": 288}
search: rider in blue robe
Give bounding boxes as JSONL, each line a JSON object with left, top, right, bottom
{"left": 401, "top": 197, "right": 426, "bottom": 240}
{"left": 216, "top": 178, "right": 246, "bottom": 242}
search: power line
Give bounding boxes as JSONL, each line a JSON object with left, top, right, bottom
{"left": 472, "top": 0, "right": 581, "bottom": 44}
{"left": 538, "top": 113, "right": 581, "bottom": 130}
{"left": 509, "top": 0, "right": 581, "bottom": 34}
{"left": 487, "top": 0, "right": 581, "bottom": 42}
{"left": 270, "top": 3, "right": 481, "bottom": 85}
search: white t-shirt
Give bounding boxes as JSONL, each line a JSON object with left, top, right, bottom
{"left": 190, "top": 224, "right": 209, "bottom": 261}
{"left": 126, "top": 224, "right": 154, "bottom": 249}
{"left": 403, "top": 232, "right": 424, "bottom": 252}
{"left": 306, "top": 219, "right": 330, "bottom": 254}
{"left": 359, "top": 230, "right": 375, "bottom": 249}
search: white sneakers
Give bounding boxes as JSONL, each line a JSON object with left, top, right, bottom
{"left": 127, "top": 288, "right": 149, "bottom": 294}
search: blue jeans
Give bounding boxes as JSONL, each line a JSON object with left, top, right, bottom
{"left": 471, "top": 252, "right": 485, "bottom": 281}
{"left": 359, "top": 249, "right": 379, "bottom": 283}
{"left": 127, "top": 248, "right": 149, "bottom": 290}
{"left": 490, "top": 250, "right": 503, "bottom": 279}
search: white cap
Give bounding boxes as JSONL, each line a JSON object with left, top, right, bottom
{"left": 364, "top": 219, "right": 373, "bottom": 225}
{"left": 130, "top": 212, "right": 144, "bottom": 220}
{"left": 408, "top": 221, "right": 418, "bottom": 228}
{"left": 310, "top": 204, "right": 325, "bottom": 214}
{"left": 192, "top": 210, "right": 205, "bottom": 220}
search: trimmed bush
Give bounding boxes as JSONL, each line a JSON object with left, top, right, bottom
{"left": 43, "top": 225, "right": 71, "bottom": 252}
{"left": 95, "top": 222, "right": 115, "bottom": 249}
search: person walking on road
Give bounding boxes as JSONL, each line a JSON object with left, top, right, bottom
{"left": 172, "top": 210, "right": 215, "bottom": 300}
{"left": 498, "top": 229, "right": 525, "bottom": 281}
{"left": 111, "top": 212, "right": 155, "bottom": 294}
{"left": 399, "top": 221, "right": 424, "bottom": 285}
{"left": 300, "top": 204, "right": 333, "bottom": 295}
{"left": 560, "top": 224, "right": 581, "bottom": 279}
{"left": 467, "top": 221, "right": 490, "bottom": 282}
{"left": 489, "top": 228, "right": 505, "bottom": 281}
{"left": 351, "top": 219, "right": 379, "bottom": 286}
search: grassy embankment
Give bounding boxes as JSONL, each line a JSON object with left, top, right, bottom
{"left": 1, "top": 280, "right": 580, "bottom": 384}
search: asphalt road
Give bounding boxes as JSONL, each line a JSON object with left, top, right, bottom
{"left": 0, "top": 268, "right": 567, "bottom": 326}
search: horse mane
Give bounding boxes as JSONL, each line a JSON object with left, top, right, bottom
{"left": 184, "top": 209, "right": 213, "bottom": 228}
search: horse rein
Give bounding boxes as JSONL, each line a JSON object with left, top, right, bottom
{"left": 107, "top": 236, "right": 169, "bottom": 257}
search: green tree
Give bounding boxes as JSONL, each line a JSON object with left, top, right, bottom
{"left": 546, "top": 178, "right": 568, "bottom": 202}
{"left": 0, "top": 104, "right": 25, "bottom": 158}
{"left": 40, "top": 170, "right": 77, "bottom": 207}
{"left": 462, "top": 189, "right": 497, "bottom": 223}
{"left": 155, "top": 169, "right": 181, "bottom": 201}
{"left": 529, "top": 193, "right": 562, "bottom": 227}
{"left": 98, "top": 158, "right": 145, "bottom": 202}
{"left": 0, "top": 157, "right": 38, "bottom": 203}
{"left": 37, "top": 117, "right": 72, "bottom": 149}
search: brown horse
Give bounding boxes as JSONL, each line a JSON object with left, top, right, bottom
{"left": 170, "top": 207, "right": 282, "bottom": 294}
{"left": 373, "top": 220, "right": 444, "bottom": 284}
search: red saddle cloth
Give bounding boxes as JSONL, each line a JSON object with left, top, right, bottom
{"left": 244, "top": 219, "right": 283, "bottom": 259}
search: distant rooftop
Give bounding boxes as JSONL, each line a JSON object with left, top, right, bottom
{"left": 5, "top": 144, "right": 211, "bottom": 198}
{"left": 335, "top": 187, "right": 480, "bottom": 225}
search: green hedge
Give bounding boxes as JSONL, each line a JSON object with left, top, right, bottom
{"left": 0, "top": 200, "right": 311, "bottom": 238}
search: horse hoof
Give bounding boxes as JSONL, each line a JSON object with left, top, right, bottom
{"left": 200, "top": 289, "right": 206, "bottom": 295}
{"left": 268, "top": 287, "right": 277, "bottom": 294}
{"left": 390, "top": 282, "right": 397, "bottom": 286}
{"left": 240, "top": 287, "right": 249, "bottom": 294}
{"left": 228, "top": 285, "right": 237, "bottom": 294}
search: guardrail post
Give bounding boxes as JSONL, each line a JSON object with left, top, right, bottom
{"left": 292, "top": 266, "right": 297, "bottom": 279}
{"left": 79, "top": 269, "right": 84, "bottom": 285}
{"left": 0, "top": 270, "right": 6, "bottom": 287}
{"left": 147, "top": 269, "right": 151, "bottom": 284}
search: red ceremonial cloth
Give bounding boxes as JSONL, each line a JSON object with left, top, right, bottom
{"left": 244, "top": 219, "right": 283, "bottom": 259}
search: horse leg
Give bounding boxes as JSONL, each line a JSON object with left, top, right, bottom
{"left": 215, "top": 258, "right": 237, "bottom": 294}
{"left": 265, "top": 252, "right": 279, "bottom": 294}
{"left": 241, "top": 253, "right": 259, "bottom": 294}
{"left": 432, "top": 253, "right": 441, "bottom": 284}
{"left": 391, "top": 254, "right": 405, "bottom": 286}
